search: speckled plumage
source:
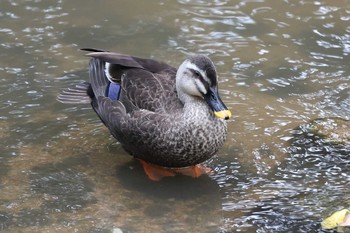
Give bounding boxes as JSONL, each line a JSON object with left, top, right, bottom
{"left": 58, "top": 49, "right": 230, "bottom": 168}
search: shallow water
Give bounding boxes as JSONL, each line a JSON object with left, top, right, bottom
{"left": 0, "top": 0, "right": 349, "bottom": 232}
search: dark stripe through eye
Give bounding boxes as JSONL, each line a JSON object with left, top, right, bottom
{"left": 190, "top": 69, "right": 201, "bottom": 78}
{"left": 189, "top": 68, "right": 210, "bottom": 93}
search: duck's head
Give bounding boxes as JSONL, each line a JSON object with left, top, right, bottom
{"left": 176, "top": 55, "right": 232, "bottom": 120}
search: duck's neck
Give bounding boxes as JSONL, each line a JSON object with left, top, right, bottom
{"left": 177, "top": 89, "right": 200, "bottom": 105}
{"left": 181, "top": 95, "right": 214, "bottom": 121}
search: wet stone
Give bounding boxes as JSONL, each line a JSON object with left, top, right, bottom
{"left": 308, "top": 118, "right": 350, "bottom": 145}
{"left": 292, "top": 118, "right": 350, "bottom": 157}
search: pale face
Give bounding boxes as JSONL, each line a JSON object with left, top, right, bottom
{"left": 175, "top": 55, "right": 232, "bottom": 120}
{"left": 176, "top": 59, "right": 213, "bottom": 101}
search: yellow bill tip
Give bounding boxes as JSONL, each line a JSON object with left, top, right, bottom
{"left": 214, "top": 110, "right": 232, "bottom": 120}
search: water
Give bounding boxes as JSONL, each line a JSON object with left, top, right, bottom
{"left": 0, "top": 0, "right": 349, "bottom": 232}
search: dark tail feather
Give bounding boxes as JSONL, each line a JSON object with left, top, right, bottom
{"left": 57, "top": 82, "right": 92, "bottom": 104}
{"left": 81, "top": 48, "right": 108, "bottom": 53}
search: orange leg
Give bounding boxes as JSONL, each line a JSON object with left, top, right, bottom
{"left": 139, "top": 160, "right": 176, "bottom": 181}
{"left": 138, "top": 160, "right": 214, "bottom": 181}
{"left": 174, "top": 164, "right": 214, "bottom": 177}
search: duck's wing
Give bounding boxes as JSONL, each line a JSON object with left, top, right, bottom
{"left": 119, "top": 68, "right": 182, "bottom": 113}
{"left": 86, "top": 50, "right": 182, "bottom": 114}
{"left": 91, "top": 96, "right": 127, "bottom": 138}
{"left": 92, "top": 95, "right": 171, "bottom": 162}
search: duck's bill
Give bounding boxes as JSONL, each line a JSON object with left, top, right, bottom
{"left": 204, "top": 88, "right": 232, "bottom": 120}
{"left": 214, "top": 110, "right": 232, "bottom": 120}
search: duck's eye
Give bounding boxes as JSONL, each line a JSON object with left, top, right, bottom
{"left": 193, "top": 70, "right": 201, "bottom": 78}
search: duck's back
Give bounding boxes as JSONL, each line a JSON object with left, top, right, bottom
{"left": 86, "top": 49, "right": 183, "bottom": 114}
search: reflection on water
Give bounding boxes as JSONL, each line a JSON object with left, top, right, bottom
{"left": 0, "top": 0, "right": 349, "bottom": 232}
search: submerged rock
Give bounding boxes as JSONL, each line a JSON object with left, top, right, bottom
{"left": 289, "top": 117, "right": 350, "bottom": 158}
{"left": 308, "top": 118, "right": 350, "bottom": 145}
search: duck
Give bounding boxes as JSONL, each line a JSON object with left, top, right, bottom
{"left": 58, "top": 48, "right": 232, "bottom": 180}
